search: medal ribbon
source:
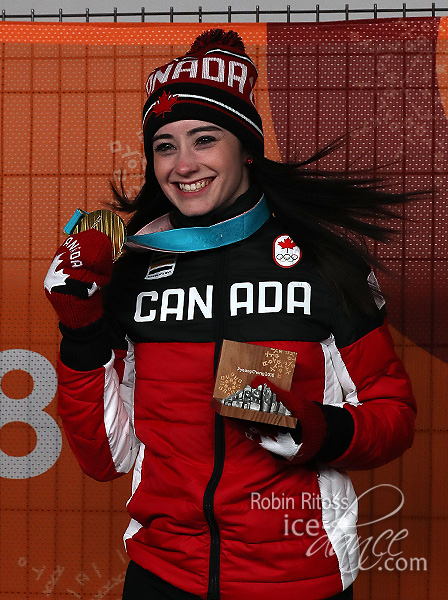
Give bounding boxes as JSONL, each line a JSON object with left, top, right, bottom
{"left": 125, "top": 195, "right": 271, "bottom": 253}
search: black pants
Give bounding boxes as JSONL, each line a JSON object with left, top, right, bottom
{"left": 122, "top": 560, "right": 354, "bottom": 600}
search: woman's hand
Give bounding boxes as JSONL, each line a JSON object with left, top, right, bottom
{"left": 44, "top": 229, "right": 113, "bottom": 329}
{"left": 245, "top": 425, "right": 303, "bottom": 460}
{"left": 245, "top": 377, "right": 328, "bottom": 463}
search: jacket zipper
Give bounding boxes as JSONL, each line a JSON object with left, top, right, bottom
{"left": 204, "top": 247, "right": 227, "bottom": 600}
{"left": 203, "top": 413, "right": 225, "bottom": 600}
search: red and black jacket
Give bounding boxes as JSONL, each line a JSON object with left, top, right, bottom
{"left": 57, "top": 190, "right": 416, "bottom": 600}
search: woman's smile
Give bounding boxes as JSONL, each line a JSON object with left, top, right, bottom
{"left": 177, "top": 178, "right": 213, "bottom": 193}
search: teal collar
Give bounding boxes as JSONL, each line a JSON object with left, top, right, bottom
{"left": 125, "top": 195, "right": 271, "bottom": 253}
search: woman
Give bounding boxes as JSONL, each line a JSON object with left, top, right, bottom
{"left": 45, "top": 29, "right": 416, "bottom": 600}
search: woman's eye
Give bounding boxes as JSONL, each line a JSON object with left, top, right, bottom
{"left": 154, "top": 142, "right": 174, "bottom": 154}
{"left": 195, "top": 136, "right": 216, "bottom": 146}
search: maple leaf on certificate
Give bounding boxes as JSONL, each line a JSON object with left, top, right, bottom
{"left": 278, "top": 237, "right": 296, "bottom": 251}
{"left": 151, "top": 91, "right": 179, "bottom": 118}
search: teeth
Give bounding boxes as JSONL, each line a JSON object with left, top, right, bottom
{"left": 178, "top": 179, "right": 210, "bottom": 192}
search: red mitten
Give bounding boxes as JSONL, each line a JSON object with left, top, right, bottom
{"left": 44, "top": 230, "right": 113, "bottom": 329}
{"left": 248, "top": 376, "right": 328, "bottom": 463}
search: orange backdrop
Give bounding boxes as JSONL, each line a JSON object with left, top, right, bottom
{"left": 0, "top": 19, "right": 447, "bottom": 600}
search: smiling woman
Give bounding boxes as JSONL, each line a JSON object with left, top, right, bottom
{"left": 45, "top": 27, "right": 418, "bottom": 600}
{"left": 152, "top": 120, "right": 250, "bottom": 216}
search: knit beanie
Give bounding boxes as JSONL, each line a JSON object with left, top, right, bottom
{"left": 142, "top": 29, "right": 264, "bottom": 163}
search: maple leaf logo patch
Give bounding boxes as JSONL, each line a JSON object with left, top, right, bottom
{"left": 273, "top": 235, "right": 301, "bottom": 268}
{"left": 44, "top": 254, "right": 69, "bottom": 293}
{"left": 151, "top": 91, "right": 179, "bottom": 118}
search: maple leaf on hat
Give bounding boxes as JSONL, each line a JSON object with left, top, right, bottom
{"left": 151, "top": 91, "right": 179, "bottom": 118}
{"left": 279, "top": 237, "right": 297, "bottom": 251}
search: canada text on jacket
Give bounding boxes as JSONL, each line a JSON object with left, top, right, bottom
{"left": 134, "top": 281, "right": 312, "bottom": 322}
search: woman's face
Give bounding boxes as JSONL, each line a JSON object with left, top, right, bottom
{"left": 152, "top": 120, "right": 250, "bottom": 217}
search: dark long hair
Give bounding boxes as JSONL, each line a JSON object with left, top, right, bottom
{"left": 110, "top": 141, "right": 420, "bottom": 316}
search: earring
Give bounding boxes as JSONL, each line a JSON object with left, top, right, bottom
{"left": 246, "top": 158, "right": 253, "bottom": 166}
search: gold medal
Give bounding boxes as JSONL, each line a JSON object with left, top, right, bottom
{"left": 64, "top": 209, "right": 126, "bottom": 262}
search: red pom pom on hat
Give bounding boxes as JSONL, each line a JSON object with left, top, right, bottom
{"left": 189, "top": 28, "right": 246, "bottom": 54}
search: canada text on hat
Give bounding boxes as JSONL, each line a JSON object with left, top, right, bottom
{"left": 142, "top": 29, "right": 264, "bottom": 156}
{"left": 145, "top": 43, "right": 257, "bottom": 105}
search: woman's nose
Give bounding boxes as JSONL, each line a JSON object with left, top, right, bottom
{"left": 174, "top": 148, "right": 199, "bottom": 176}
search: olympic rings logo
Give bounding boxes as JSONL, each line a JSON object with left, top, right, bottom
{"left": 276, "top": 253, "right": 299, "bottom": 262}
{"left": 274, "top": 235, "right": 302, "bottom": 268}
